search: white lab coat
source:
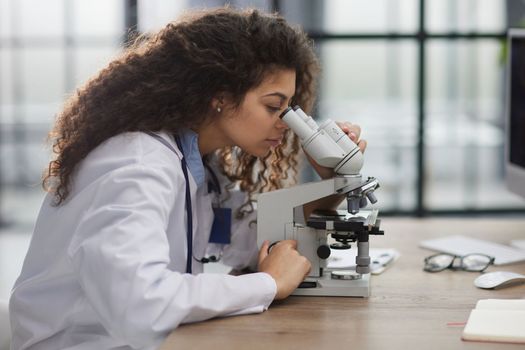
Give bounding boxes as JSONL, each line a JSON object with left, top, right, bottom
{"left": 9, "top": 132, "right": 276, "bottom": 350}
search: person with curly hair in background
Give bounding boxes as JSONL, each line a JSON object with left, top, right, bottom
{"left": 9, "top": 7, "right": 366, "bottom": 350}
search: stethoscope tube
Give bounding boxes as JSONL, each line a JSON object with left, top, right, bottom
{"left": 146, "top": 132, "right": 194, "bottom": 274}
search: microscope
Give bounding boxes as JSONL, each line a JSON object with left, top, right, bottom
{"left": 257, "top": 106, "right": 383, "bottom": 297}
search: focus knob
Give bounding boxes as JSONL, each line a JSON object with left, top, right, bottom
{"left": 317, "top": 245, "right": 331, "bottom": 259}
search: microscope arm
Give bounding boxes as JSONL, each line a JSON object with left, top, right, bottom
{"left": 257, "top": 176, "right": 364, "bottom": 247}
{"left": 302, "top": 191, "right": 346, "bottom": 221}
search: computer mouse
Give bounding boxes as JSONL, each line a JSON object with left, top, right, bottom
{"left": 474, "top": 271, "right": 525, "bottom": 289}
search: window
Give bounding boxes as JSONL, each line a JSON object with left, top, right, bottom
{"left": 1, "top": 0, "right": 524, "bottom": 229}
{"left": 0, "top": 0, "right": 124, "bottom": 227}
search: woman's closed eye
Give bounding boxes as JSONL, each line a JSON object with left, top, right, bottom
{"left": 266, "top": 105, "right": 282, "bottom": 114}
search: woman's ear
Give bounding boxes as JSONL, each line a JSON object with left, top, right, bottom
{"left": 212, "top": 95, "right": 225, "bottom": 114}
{"left": 213, "top": 93, "right": 238, "bottom": 115}
{"left": 212, "top": 100, "right": 222, "bottom": 113}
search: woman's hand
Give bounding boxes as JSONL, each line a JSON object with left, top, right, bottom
{"left": 307, "top": 121, "right": 367, "bottom": 180}
{"left": 258, "top": 240, "right": 311, "bottom": 300}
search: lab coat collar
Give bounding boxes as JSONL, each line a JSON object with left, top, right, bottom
{"left": 178, "top": 129, "right": 206, "bottom": 188}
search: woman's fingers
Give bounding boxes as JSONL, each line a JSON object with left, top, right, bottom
{"left": 258, "top": 240, "right": 270, "bottom": 266}
{"left": 338, "top": 122, "right": 361, "bottom": 141}
{"left": 258, "top": 240, "right": 311, "bottom": 300}
{"left": 336, "top": 121, "right": 366, "bottom": 153}
{"left": 357, "top": 139, "right": 367, "bottom": 153}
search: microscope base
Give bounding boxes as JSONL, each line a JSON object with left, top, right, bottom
{"left": 292, "top": 272, "right": 370, "bottom": 297}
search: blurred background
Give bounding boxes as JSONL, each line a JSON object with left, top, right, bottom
{"left": 1, "top": 0, "right": 525, "bottom": 298}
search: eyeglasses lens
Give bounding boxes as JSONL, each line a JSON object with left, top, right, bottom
{"left": 461, "top": 254, "right": 492, "bottom": 271}
{"left": 424, "top": 254, "right": 455, "bottom": 272}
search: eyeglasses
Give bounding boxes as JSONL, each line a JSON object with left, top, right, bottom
{"left": 423, "top": 253, "right": 495, "bottom": 273}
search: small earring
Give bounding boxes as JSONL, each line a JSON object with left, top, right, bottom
{"left": 217, "top": 107, "right": 222, "bottom": 113}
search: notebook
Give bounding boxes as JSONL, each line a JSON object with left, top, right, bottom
{"left": 419, "top": 235, "right": 525, "bottom": 265}
{"left": 462, "top": 299, "right": 525, "bottom": 344}
{"left": 511, "top": 239, "right": 525, "bottom": 250}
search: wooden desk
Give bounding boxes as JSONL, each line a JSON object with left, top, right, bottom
{"left": 160, "top": 217, "right": 525, "bottom": 350}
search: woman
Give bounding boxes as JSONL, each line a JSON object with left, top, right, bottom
{"left": 9, "top": 7, "right": 365, "bottom": 350}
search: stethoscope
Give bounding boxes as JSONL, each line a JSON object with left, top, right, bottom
{"left": 146, "top": 132, "right": 222, "bottom": 274}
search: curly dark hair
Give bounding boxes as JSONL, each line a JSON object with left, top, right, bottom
{"left": 43, "top": 7, "right": 320, "bottom": 209}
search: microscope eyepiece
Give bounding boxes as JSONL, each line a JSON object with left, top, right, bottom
{"left": 279, "top": 106, "right": 293, "bottom": 119}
